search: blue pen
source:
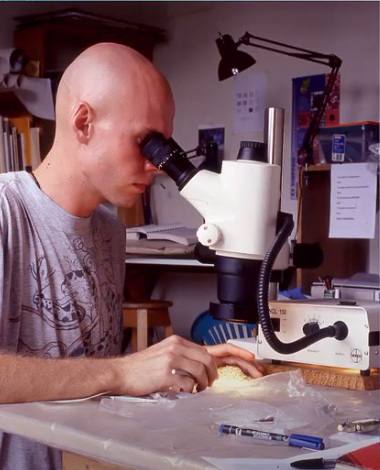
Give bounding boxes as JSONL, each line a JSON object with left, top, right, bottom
{"left": 219, "top": 424, "right": 325, "bottom": 450}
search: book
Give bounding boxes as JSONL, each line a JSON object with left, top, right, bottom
{"left": 11, "top": 126, "right": 20, "bottom": 171}
{"left": 7, "top": 129, "right": 14, "bottom": 172}
{"left": 10, "top": 116, "right": 32, "bottom": 171}
{"left": 125, "top": 239, "right": 195, "bottom": 255}
{"left": 3, "top": 118, "right": 12, "bottom": 173}
{"left": 0, "top": 116, "right": 6, "bottom": 173}
{"left": 30, "top": 127, "right": 41, "bottom": 170}
{"left": 126, "top": 223, "right": 198, "bottom": 246}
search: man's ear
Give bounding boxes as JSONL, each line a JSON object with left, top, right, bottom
{"left": 72, "top": 102, "right": 94, "bottom": 144}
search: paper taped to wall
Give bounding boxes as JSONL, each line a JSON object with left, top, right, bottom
{"left": 233, "top": 72, "right": 267, "bottom": 134}
{"left": 329, "top": 162, "right": 377, "bottom": 239}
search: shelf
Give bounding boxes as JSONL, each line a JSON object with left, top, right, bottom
{"left": 0, "top": 90, "right": 30, "bottom": 117}
{"left": 301, "top": 164, "right": 331, "bottom": 172}
{"left": 297, "top": 168, "right": 368, "bottom": 294}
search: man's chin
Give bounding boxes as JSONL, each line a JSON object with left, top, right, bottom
{"left": 115, "top": 195, "right": 140, "bottom": 209}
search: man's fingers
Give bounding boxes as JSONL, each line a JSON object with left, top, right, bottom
{"left": 204, "top": 342, "right": 265, "bottom": 377}
{"left": 205, "top": 343, "right": 256, "bottom": 362}
{"left": 167, "top": 375, "right": 195, "bottom": 394}
{"left": 218, "top": 355, "right": 264, "bottom": 378}
{"left": 163, "top": 336, "right": 218, "bottom": 386}
{"left": 168, "top": 349, "right": 216, "bottom": 390}
{"left": 144, "top": 336, "right": 218, "bottom": 389}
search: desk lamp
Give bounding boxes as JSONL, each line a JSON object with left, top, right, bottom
{"left": 216, "top": 32, "right": 342, "bottom": 166}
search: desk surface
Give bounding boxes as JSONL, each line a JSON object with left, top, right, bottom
{"left": 0, "top": 383, "right": 378, "bottom": 470}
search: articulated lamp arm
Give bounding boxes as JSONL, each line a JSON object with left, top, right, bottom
{"left": 217, "top": 31, "right": 342, "bottom": 165}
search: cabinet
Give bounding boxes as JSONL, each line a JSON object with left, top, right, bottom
{"left": 297, "top": 165, "right": 369, "bottom": 294}
{"left": 0, "top": 91, "right": 31, "bottom": 118}
{"left": 12, "top": 9, "right": 166, "bottom": 226}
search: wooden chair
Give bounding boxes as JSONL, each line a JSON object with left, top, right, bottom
{"left": 122, "top": 300, "right": 173, "bottom": 352}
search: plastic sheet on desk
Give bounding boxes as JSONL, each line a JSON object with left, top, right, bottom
{"left": 210, "top": 369, "right": 337, "bottom": 431}
{"left": 100, "top": 371, "right": 337, "bottom": 458}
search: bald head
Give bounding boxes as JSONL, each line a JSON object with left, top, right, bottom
{"left": 54, "top": 43, "right": 174, "bottom": 140}
{"left": 39, "top": 42, "right": 175, "bottom": 215}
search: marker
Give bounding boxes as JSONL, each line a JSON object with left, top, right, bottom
{"left": 291, "top": 458, "right": 336, "bottom": 469}
{"left": 219, "top": 424, "right": 325, "bottom": 450}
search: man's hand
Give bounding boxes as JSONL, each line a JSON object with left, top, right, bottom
{"left": 116, "top": 336, "right": 263, "bottom": 397}
{"left": 204, "top": 343, "right": 264, "bottom": 379}
{"left": 117, "top": 335, "right": 218, "bottom": 396}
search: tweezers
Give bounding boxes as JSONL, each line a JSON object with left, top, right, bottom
{"left": 338, "top": 418, "right": 379, "bottom": 433}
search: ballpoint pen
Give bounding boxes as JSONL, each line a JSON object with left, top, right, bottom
{"left": 219, "top": 424, "right": 325, "bottom": 450}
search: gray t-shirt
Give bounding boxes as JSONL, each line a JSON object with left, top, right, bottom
{"left": 0, "top": 171, "right": 126, "bottom": 470}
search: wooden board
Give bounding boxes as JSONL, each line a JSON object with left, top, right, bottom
{"left": 262, "top": 361, "right": 379, "bottom": 391}
{"left": 63, "top": 452, "right": 134, "bottom": 470}
{"left": 296, "top": 168, "right": 369, "bottom": 294}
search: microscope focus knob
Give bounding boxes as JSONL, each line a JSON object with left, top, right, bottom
{"left": 197, "top": 223, "right": 221, "bottom": 246}
{"left": 302, "top": 322, "right": 320, "bottom": 335}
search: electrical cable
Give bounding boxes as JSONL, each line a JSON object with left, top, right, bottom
{"left": 257, "top": 212, "right": 339, "bottom": 354}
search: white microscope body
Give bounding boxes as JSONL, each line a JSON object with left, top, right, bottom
{"left": 142, "top": 107, "right": 379, "bottom": 374}
{"left": 181, "top": 160, "right": 281, "bottom": 261}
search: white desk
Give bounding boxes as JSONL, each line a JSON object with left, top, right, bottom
{"left": 0, "top": 385, "right": 378, "bottom": 470}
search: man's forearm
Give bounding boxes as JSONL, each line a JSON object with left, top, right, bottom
{"left": 0, "top": 353, "right": 123, "bottom": 404}
{"left": 0, "top": 335, "right": 264, "bottom": 404}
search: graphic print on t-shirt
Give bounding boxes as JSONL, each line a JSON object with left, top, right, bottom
{"left": 18, "top": 229, "right": 122, "bottom": 358}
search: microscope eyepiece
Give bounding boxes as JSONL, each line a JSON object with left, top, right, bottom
{"left": 141, "top": 132, "right": 198, "bottom": 189}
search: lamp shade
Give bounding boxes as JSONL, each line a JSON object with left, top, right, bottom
{"left": 216, "top": 34, "right": 256, "bottom": 81}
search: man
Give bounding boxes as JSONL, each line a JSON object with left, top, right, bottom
{"left": 0, "top": 43, "right": 263, "bottom": 469}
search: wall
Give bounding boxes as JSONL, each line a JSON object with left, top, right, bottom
{"left": 152, "top": 1, "right": 379, "bottom": 232}
{"left": 151, "top": 1, "right": 380, "bottom": 337}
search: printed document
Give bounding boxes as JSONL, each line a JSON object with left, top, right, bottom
{"left": 329, "top": 163, "right": 377, "bottom": 239}
{"left": 233, "top": 72, "right": 267, "bottom": 133}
